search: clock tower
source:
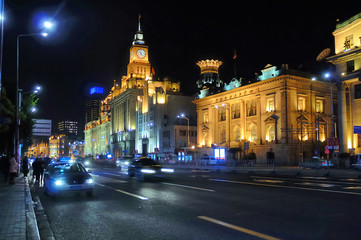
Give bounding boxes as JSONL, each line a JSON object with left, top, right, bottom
{"left": 127, "top": 15, "right": 151, "bottom": 79}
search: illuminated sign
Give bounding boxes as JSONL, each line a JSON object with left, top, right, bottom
{"left": 214, "top": 148, "right": 225, "bottom": 159}
{"left": 90, "top": 87, "right": 104, "bottom": 95}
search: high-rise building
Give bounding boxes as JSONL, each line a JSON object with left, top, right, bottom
{"left": 58, "top": 120, "right": 79, "bottom": 137}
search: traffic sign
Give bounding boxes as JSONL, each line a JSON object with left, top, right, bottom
{"left": 354, "top": 126, "right": 361, "bottom": 134}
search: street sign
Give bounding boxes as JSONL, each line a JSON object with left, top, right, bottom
{"left": 244, "top": 142, "right": 249, "bottom": 150}
{"left": 354, "top": 126, "right": 361, "bottom": 134}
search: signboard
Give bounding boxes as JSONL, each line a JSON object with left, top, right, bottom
{"left": 244, "top": 142, "right": 249, "bottom": 150}
{"left": 327, "top": 137, "right": 339, "bottom": 147}
{"left": 354, "top": 126, "right": 361, "bottom": 134}
{"left": 90, "top": 87, "right": 104, "bottom": 95}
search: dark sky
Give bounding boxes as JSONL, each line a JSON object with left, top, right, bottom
{"left": 2, "top": 0, "right": 360, "bottom": 131}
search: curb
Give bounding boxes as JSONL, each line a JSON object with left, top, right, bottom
{"left": 25, "top": 178, "right": 40, "bottom": 240}
{"left": 32, "top": 195, "right": 55, "bottom": 240}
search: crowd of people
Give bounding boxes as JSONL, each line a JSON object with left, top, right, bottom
{"left": 0, "top": 154, "right": 52, "bottom": 185}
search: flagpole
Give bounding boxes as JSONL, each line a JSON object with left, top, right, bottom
{"left": 233, "top": 49, "right": 237, "bottom": 78}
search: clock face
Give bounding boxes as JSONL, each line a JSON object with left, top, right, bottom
{"left": 136, "top": 49, "right": 146, "bottom": 59}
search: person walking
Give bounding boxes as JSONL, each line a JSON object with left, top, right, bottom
{"left": 32, "top": 158, "right": 41, "bottom": 182}
{"left": 22, "top": 156, "right": 29, "bottom": 178}
{"left": 9, "top": 154, "right": 18, "bottom": 184}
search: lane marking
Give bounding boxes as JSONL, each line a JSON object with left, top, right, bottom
{"left": 254, "top": 179, "right": 285, "bottom": 184}
{"left": 162, "top": 182, "right": 215, "bottom": 192}
{"left": 198, "top": 216, "right": 281, "bottom": 240}
{"left": 95, "top": 183, "right": 148, "bottom": 200}
{"left": 294, "top": 182, "right": 339, "bottom": 188}
{"left": 210, "top": 179, "right": 361, "bottom": 196}
{"left": 103, "top": 172, "right": 124, "bottom": 177}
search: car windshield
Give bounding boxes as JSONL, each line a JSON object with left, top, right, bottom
{"left": 53, "top": 164, "right": 87, "bottom": 174}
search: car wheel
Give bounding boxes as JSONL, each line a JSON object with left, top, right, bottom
{"left": 86, "top": 190, "right": 93, "bottom": 197}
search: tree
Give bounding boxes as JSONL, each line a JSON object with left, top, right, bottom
{"left": 0, "top": 87, "right": 15, "bottom": 154}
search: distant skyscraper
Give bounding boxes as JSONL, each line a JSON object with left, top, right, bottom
{"left": 85, "top": 99, "right": 101, "bottom": 123}
{"left": 58, "top": 120, "right": 78, "bottom": 137}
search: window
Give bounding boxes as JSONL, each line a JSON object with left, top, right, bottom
{"left": 179, "top": 130, "right": 187, "bottom": 136}
{"left": 231, "top": 103, "right": 240, "bottom": 119}
{"left": 344, "top": 35, "right": 354, "bottom": 50}
{"left": 247, "top": 100, "right": 257, "bottom": 116}
{"left": 355, "top": 84, "right": 361, "bottom": 99}
{"left": 265, "top": 125, "right": 275, "bottom": 141}
{"left": 315, "top": 100, "right": 324, "bottom": 113}
{"left": 203, "top": 111, "right": 209, "bottom": 123}
{"left": 233, "top": 126, "right": 241, "bottom": 142}
{"left": 218, "top": 108, "right": 226, "bottom": 121}
{"left": 220, "top": 129, "right": 226, "bottom": 143}
{"left": 298, "top": 96, "right": 306, "bottom": 111}
{"left": 266, "top": 97, "right": 275, "bottom": 112}
{"left": 250, "top": 124, "right": 257, "bottom": 142}
{"left": 347, "top": 60, "right": 354, "bottom": 73}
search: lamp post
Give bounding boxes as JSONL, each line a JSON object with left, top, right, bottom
{"left": 15, "top": 27, "right": 50, "bottom": 156}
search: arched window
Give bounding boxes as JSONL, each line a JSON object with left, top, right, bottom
{"left": 249, "top": 124, "right": 257, "bottom": 142}
{"left": 220, "top": 128, "right": 226, "bottom": 144}
{"left": 233, "top": 126, "right": 241, "bottom": 142}
{"left": 268, "top": 125, "right": 275, "bottom": 141}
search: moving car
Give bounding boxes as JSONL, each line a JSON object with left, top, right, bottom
{"left": 200, "top": 156, "right": 217, "bottom": 165}
{"left": 300, "top": 156, "right": 334, "bottom": 169}
{"left": 128, "top": 157, "right": 174, "bottom": 181}
{"left": 43, "top": 162, "right": 94, "bottom": 197}
{"left": 116, "top": 156, "right": 133, "bottom": 171}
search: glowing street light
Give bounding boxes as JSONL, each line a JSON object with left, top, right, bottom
{"left": 177, "top": 113, "right": 190, "bottom": 148}
{"left": 43, "top": 21, "right": 53, "bottom": 29}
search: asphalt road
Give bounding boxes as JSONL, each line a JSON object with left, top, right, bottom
{"left": 34, "top": 164, "right": 361, "bottom": 240}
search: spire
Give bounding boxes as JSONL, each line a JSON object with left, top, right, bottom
{"left": 133, "top": 13, "right": 145, "bottom": 45}
{"left": 138, "top": 13, "right": 141, "bottom": 31}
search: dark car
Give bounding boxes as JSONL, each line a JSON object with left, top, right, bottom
{"left": 128, "top": 157, "right": 174, "bottom": 181}
{"left": 43, "top": 162, "right": 94, "bottom": 197}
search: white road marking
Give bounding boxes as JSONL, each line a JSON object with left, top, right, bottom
{"left": 198, "top": 216, "right": 281, "bottom": 240}
{"left": 294, "top": 182, "right": 339, "bottom": 188}
{"left": 103, "top": 172, "right": 123, "bottom": 177}
{"left": 95, "top": 182, "right": 148, "bottom": 200}
{"left": 210, "top": 179, "right": 361, "bottom": 196}
{"left": 162, "top": 182, "right": 215, "bottom": 192}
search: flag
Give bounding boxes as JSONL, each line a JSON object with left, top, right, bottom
{"left": 233, "top": 49, "right": 237, "bottom": 60}
{"left": 152, "top": 67, "right": 155, "bottom": 76}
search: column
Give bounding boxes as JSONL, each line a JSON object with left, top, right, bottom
{"left": 338, "top": 83, "right": 347, "bottom": 153}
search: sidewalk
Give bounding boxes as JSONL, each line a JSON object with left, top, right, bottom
{"left": 0, "top": 174, "right": 40, "bottom": 240}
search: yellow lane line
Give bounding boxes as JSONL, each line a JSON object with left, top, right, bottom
{"left": 198, "top": 216, "right": 281, "bottom": 240}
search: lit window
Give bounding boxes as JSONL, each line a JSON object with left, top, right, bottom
{"left": 266, "top": 97, "right": 275, "bottom": 112}
{"left": 315, "top": 100, "right": 324, "bottom": 113}
{"left": 298, "top": 96, "right": 306, "bottom": 111}
{"left": 231, "top": 103, "right": 240, "bottom": 119}
{"left": 203, "top": 112, "right": 209, "bottom": 123}
{"left": 247, "top": 100, "right": 257, "bottom": 116}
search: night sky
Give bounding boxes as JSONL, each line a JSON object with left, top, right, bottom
{"left": 2, "top": 0, "right": 360, "bottom": 133}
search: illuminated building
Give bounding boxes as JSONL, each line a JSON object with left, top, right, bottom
{"left": 193, "top": 63, "right": 336, "bottom": 164}
{"left": 84, "top": 16, "right": 196, "bottom": 159}
{"left": 26, "top": 119, "right": 52, "bottom": 157}
{"left": 49, "top": 134, "right": 70, "bottom": 159}
{"left": 327, "top": 12, "right": 361, "bottom": 154}
{"left": 57, "top": 120, "right": 79, "bottom": 138}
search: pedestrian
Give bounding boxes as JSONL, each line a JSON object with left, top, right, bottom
{"left": 32, "top": 158, "right": 41, "bottom": 182}
{"left": 22, "top": 156, "right": 29, "bottom": 178}
{"left": 9, "top": 154, "right": 18, "bottom": 184}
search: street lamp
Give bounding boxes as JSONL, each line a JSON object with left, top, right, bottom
{"left": 14, "top": 21, "right": 53, "bottom": 156}
{"left": 177, "top": 113, "right": 190, "bottom": 148}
